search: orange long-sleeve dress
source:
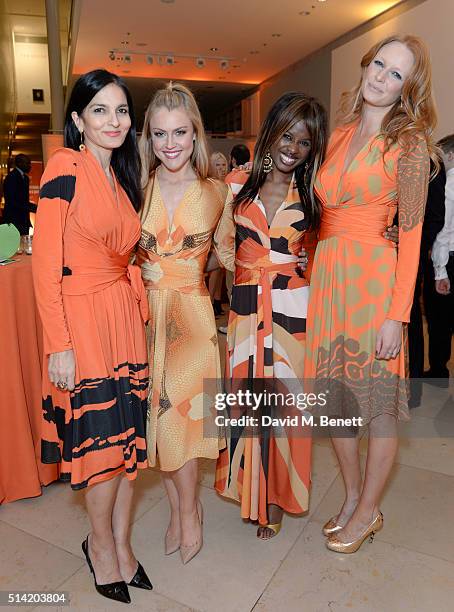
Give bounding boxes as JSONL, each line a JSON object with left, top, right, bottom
{"left": 135, "top": 174, "right": 235, "bottom": 471}
{"left": 215, "top": 179, "right": 312, "bottom": 526}
{"left": 32, "top": 148, "right": 149, "bottom": 489}
{"left": 304, "top": 124, "right": 430, "bottom": 422}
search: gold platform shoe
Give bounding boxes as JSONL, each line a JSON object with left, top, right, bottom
{"left": 326, "top": 512, "right": 383, "bottom": 554}
{"left": 322, "top": 516, "right": 343, "bottom": 537}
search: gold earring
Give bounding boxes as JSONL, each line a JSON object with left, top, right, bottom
{"left": 263, "top": 152, "right": 273, "bottom": 174}
{"left": 79, "top": 130, "right": 85, "bottom": 151}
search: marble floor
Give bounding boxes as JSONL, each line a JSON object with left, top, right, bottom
{"left": 1, "top": 324, "right": 454, "bottom": 611}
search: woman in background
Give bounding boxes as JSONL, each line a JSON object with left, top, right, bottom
{"left": 305, "top": 34, "right": 436, "bottom": 553}
{"left": 33, "top": 70, "right": 152, "bottom": 603}
{"left": 137, "top": 83, "right": 234, "bottom": 563}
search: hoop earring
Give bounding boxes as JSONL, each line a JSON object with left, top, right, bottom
{"left": 263, "top": 152, "right": 273, "bottom": 174}
{"left": 79, "top": 130, "right": 85, "bottom": 151}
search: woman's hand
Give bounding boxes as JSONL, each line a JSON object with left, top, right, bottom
{"left": 297, "top": 247, "right": 309, "bottom": 273}
{"left": 383, "top": 225, "right": 399, "bottom": 244}
{"left": 238, "top": 161, "right": 253, "bottom": 173}
{"left": 48, "top": 349, "right": 76, "bottom": 391}
{"left": 375, "top": 319, "right": 402, "bottom": 360}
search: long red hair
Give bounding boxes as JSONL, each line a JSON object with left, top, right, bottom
{"left": 337, "top": 34, "right": 438, "bottom": 165}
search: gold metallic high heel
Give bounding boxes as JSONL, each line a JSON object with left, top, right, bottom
{"left": 326, "top": 512, "right": 383, "bottom": 554}
{"left": 180, "top": 501, "right": 203, "bottom": 565}
{"left": 322, "top": 516, "right": 343, "bottom": 537}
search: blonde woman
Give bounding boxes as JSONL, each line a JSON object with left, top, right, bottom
{"left": 210, "top": 151, "right": 228, "bottom": 180}
{"left": 136, "top": 83, "right": 234, "bottom": 564}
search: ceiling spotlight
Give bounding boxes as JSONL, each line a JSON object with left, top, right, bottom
{"left": 196, "top": 57, "right": 206, "bottom": 69}
{"left": 219, "top": 59, "right": 229, "bottom": 70}
{"left": 123, "top": 54, "right": 131, "bottom": 63}
{"left": 210, "top": 47, "right": 219, "bottom": 52}
{"left": 146, "top": 55, "right": 153, "bottom": 65}
{"left": 299, "top": 10, "right": 310, "bottom": 15}
{"left": 166, "top": 55, "right": 175, "bottom": 65}
{"left": 109, "top": 50, "right": 115, "bottom": 61}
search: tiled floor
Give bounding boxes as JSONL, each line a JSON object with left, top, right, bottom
{"left": 1, "top": 321, "right": 453, "bottom": 611}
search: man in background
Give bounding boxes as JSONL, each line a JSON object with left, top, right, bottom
{"left": 2, "top": 154, "right": 37, "bottom": 235}
{"left": 424, "top": 134, "right": 454, "bottom": 387}
{"left": 224, "top": 143, "right": 250, "bottom": 185}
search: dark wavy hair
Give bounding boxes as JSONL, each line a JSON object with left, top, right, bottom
{"left": 234, "top": 92, "right": 328, "bottom": 230}
{"left": 64, "top": 69, "right": 141, "bottom": 210}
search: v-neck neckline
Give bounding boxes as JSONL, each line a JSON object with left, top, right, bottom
{"left": 257, "top": 175, "right": 295, "bottom": 228}
{"left": 339, "top": 122, "right": 379, "bottom": 180}
{"left": 83, "top": 147, "right": 119, "bottom": 206}
{"left": 155, "top": 172, "right": 198, "bottom": 231}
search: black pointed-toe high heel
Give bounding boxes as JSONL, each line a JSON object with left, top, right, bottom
{"left": 82, "top": 537, "right": 131, "bottom": 604}
{"left": 128, "top": 562, "right": 153, "bottom": 590}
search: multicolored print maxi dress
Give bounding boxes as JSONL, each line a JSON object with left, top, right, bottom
{"left": 305, "top": 123, "right": 430, "bottom": 424}
{"left": 33, "top": 148, "right": 149, "bottom": 489}
{"left": 215, "top": 179, "right": 312, "bottom": 526}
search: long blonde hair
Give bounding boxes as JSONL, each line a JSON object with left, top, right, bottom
{"left": 209, "top": 151, "right": 228, "bottom": 179}
{"left": 139, "top": 82, "right": 210, "bottom": 187}
{"left": 338, "top": 34, "right": 438, "bottom": 164}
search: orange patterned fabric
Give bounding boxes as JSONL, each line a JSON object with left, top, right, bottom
{"left": 305, "top": 124, "right": 430, "bottom": 422}
{"left": 215, "top": 179, "right": 312, "bottom": 525}
{"left": 136, "top": 174, "right": 235, "bottom": 471}
{"left": 32, "top": 148, "right": 149, "bottom": 489}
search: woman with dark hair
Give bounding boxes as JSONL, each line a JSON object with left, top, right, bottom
{"left": 215, "top": 92, "right": 328, "bottom": 539}
{"left": 305, "top": 35, "right": 436, "bottom": 553}
{"left": 33, "top": 69, "right": 152, "bottom": 603}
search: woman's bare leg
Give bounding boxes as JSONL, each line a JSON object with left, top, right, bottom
{"left": 330, "top": 434, "right": 362, "bottom": 525}
{"left": 112, "top": 475, "right": 137, "bottom": 582}
{"left": 335, "top": 414, "right": 397, "bottom": 541}
{"left": 162, "top": 472, "right": 180, "bottom": 542}
{"left": 85, "top": 476, "right": 122, "bottom": 584}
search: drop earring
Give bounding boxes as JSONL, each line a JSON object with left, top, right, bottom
{"left": 79, "top": 130, "right": 85, "bottom": 151}
{"left": 263, "top": 152, "right": 273, "bottom": 174}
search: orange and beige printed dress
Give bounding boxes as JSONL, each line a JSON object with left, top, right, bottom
{"left": 305, "top": 124, "right": 430, "bottom": 422}
{"left": 136, "top": 175, "right": 234, "bottom": 471}
{"left": 33, "top": 148, "right": 149, "bottom": 489}
{"left": 215, "top": 179, "right": 312, "bottom": 526}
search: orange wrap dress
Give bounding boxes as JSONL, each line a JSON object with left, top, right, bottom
{"left": 136, "top": 175, "right": 235, "bottom": 471}
{"left": 305, "top": 124, "right": 430, "bottom": 422}
{"left": 33, "top": 148, "right": 149, "bottom": 489}
{"left": 215, "top": 179, "right": 312, "bottom": 526}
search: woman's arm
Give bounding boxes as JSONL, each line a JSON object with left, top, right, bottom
{"left": 376, "top": 138, "right": 429, "bottom": 359}
{"left": 212, "top": 185, "right": 235, "bottom": 272}
{"left": 32, "top": 150, "right": 77, "bottom": 388}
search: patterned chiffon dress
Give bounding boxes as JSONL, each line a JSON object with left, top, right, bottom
{"left": 305, "top": 124, "right": 430, "bottom": 423}
{"left": 136, "top": 174, "right": 235, "bottom": 471}
{"left": 33, "top": 148, "right": 149, "bottom": 489}
{"left": 215, "top": 179, "right": 312, "bottom": 526}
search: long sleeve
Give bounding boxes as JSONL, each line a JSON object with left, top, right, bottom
{"left": 32, "top": 149, "right": 77, "bottom": 355}
{"left": 213, "top": 185, "right": 235, "bottom": 272}
{"left": 431, "top": 170, "right": 454, "bottom": 280}
{"left": 387, "top": 138, "right": 430, "bottom": 322}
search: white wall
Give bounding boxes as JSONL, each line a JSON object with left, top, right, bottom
{"left": 14, "top": 40, "right": 51, "bottom": 114}
{"left": 331, "top": 0, "right": 453, "bottom": 139}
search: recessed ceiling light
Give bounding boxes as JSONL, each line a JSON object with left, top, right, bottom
{"left": 318, "top": 0, "right": 327, "bottom": 2}
{"left": 210, "top": 47, "right": 219, "bottom": 52}
{"left": 271, "top": 33, "right": 282, "bottom": 37}
{"left": 299, "top": 11, "right": 311, "bottom": 15}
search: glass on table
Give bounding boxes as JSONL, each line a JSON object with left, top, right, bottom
{"left": 23, "top": 235, "right": 33, "bottom": 255}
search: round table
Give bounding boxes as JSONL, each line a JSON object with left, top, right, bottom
{"left": 0, "top": 254, "right": 59, "bottom": 503}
